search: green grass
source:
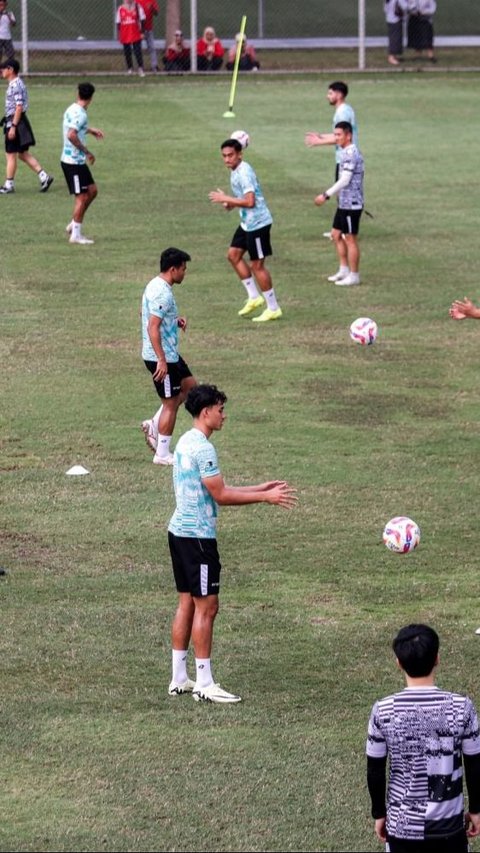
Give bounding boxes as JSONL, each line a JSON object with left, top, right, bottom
{"left": 2, "top": 72, "right": 480, "bottom": 852}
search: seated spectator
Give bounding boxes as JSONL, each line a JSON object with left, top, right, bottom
{"left": 197, "top": 26, "right": 224, "bottom": 71}
{"left": 226, "top": 33, "right": 260, "bottom": 72}
{"left": 163, "top": 29, "right": 190, "bottom": 72}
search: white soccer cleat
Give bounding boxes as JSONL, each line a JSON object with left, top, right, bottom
{"left": 141, "top": 419, "right": 157, "bottom": 452}
{"left": 327, "top": 270, "right": 349, "bottom": 282}
{"left": 65, "top": 221, "right": 73, "bottom": 234}
{"left": 192, "top": 683, "right": 242, "bottom": 704}
{"left": 335, "top": 274, "right": 360, "bottom": 286}
{"left": 69, "top": 235, "right": 94, "bottom": 245}
{"left": 138, "top": 68, "right": 146, "bottom": 77}
{"left": 168, "top": 678, "right": 195, "bottom": 696}
{"left": 323, "top": 231, "right": 333, "bottom": 240}
{"left": 153, "top": 452, "right": 174, "bottom": 466}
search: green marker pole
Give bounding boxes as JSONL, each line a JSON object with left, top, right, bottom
{"left": 223, "top": 15, "right": 247, "bottom": 118}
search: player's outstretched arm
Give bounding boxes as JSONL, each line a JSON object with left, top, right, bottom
{"left": 203, "top": 475, "right": 297, "bottom": 509}
{"left": 88, "top": 127, "right": 104, "bottom": 140}
{"left": 305, "top": 131, "right": 335, "bottom": 147}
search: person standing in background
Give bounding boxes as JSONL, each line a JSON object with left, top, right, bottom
{"left": 116, "top": 0, "right": 146, "bottom": 77}
{"left": 384, "top": 0, "right": 408, "bottom": 66}
{"left": 137, "top": 0, "right": 159, "bottom": 72}
{"left": 0, "top": 0, "right": 15, "bottom": 64}
{"left": 407, "top": 0, "right": 437, "bottom": 62}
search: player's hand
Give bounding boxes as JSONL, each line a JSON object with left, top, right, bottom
{"left": 374, "top": 818, "right": 387, "bottom": 842}
{"left": 267, "top": 482, "right": 298, "bottom": 509}
{"left": 90, "top": 128, "right": 104, "bottom": 140}
{"left": 305, "top": 132, "right": 324, "bottom": 147}
{"left": 86, "top": 152, "right": 96, "bottom": 165}
{"left": 209, "top": 188, "right": 228, "bottom": 205}
{"left": 314, "top": 193, "right": 326, "bottom": 206}
{"left": 152, "top": 359, "right": 167, "bottom": 381}
{"left": 449, "top": 297, "right": 476, "bottom": 320}
{"left": 177, "top": 317, "right": 187, "bottom": 331}
{"left": 466, "top": 812, "right": 480, "bottom": 837}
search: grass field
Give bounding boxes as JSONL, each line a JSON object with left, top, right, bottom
{"left": 2, "top": 72, "right": 480, "bottom": 852}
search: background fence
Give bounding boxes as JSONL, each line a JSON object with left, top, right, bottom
{"left": 5, "top": 0, "right": 480, "bottom": 73}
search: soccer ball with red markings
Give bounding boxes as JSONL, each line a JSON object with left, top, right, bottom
{"left": 383, "top": 517, "right": 420, "bottom": 554}
{"left": 230, "top": 129, "right": 250, "bottom": 149}
{"left": 349, "top": 317, "right": 377, "bottom": 346}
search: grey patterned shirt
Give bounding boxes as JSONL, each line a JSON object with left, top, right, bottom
{"left": 5, "top": 76, "right": 28, "bottom": 118}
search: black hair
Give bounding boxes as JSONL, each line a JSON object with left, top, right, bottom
{"left": 185, "top": 384, "right": 227, "bottom": 417}
{"left": 221, "top": 139, "right": 243, "bottom": 152}
{"left": 392, "top": 624, "right": 439, "bottom": 678}
{"left": 160, "top": 247, "right": 191, "bottom": 272}
{"left": 334, "top": 121, "right": 353, "bottom": 134}
{"left": 78, "top": 82, "right": 95, "bottom": 101}
{"left": 329, "top": 81, "right": 348, "bottom": 97}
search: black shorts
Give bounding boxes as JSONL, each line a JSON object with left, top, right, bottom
{"left": 386, "top": 829, "right": 468, "bottom": 853}
{"left": 4, "top": 113, "right": 35, "bottom": 153}
{"left": 230, "top": 224, "right": 272, "bottom": 260}
{"left": 332, "top": 207, "right": 363, "bottom": 236}
{"left": 168, "top": 532, "right": 221, "bottom": 597}
{"left": 144, "top": 354, "right": 192, "bottom": 399}
{"left": 61, "top": 161, "right": 95, "bottom": 195}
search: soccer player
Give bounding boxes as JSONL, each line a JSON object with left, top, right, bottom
{"left": 366, "top": 624, "right": 480, "bottom": 852}
{"left": 305, "top": 80, "right": 358, "bottom": 239}
{"left": 314, "top": 121, "right": 364, "bottom": 287}
{"left": 209, "top": 138, "right": 282, "bottom": 323}
{"left": 0, "top": 58, "right": 53, "bottom": 195}
{"left": 61, "top": 82, "right": 104, "bottom": 245}
{"left": 167, "top": 384, "right": 297, "bottom": 703}
{"left": 141, "top": 247, "right": 197, "bottom": 466}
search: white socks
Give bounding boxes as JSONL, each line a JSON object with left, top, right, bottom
{"left": 195, "top": 657, "right": 213, "bottom": 688}
{"left": 172, "top": 649, "right": 188, "bottom": 683}
{"left": 38, "top": 169, "right": 48, "bottom": 183}
{"left": 263, "top": 288, "right": 279, "bottom": 311}
{"left": 242, "top": 277, "right": 261, "bottom": 299}
{"left": 155, "top": 434, "right": 171, "bottom": 458}
{"left": 72, "top": 221, "right": 82, "bottom": 240}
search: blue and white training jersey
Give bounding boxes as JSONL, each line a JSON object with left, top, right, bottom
{"left": 333, "top": 102, "right": 358, "bottom": 164}
{"left": 168, "top": 428, "right": 220, "bottom": 539}
{"left": 5, "top": 76, "right": 28, "bottom": 117}
{"left": 338, "top": 143, "right": 364, "bottom": 209}
{"left": 230, "top": 160, "right": 273, "bottom": 232}
{"left": 61, "top": 102, "right": 89, "bottom": 165}
{"left": 141, "top": 275, "right": 179, "bottom": 363}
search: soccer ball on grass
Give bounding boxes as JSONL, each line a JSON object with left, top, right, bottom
{"left": 383, "top": 516, "right": 420, "bottom": 553}
{"left": 349, "top": 317, "right": 378, "bottom": 346}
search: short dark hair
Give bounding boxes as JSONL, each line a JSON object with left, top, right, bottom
{"left": 185, "top": 384, "right": 227, "bottom": 417}
{"left": 221, "top": 139, "right": 242, "bottom": 152}
{"left": 78, "top": 82, "right": 95, "bottom": 101}
{"left": 393, "top": 624, "right": 439, "bottom": 678}
{"left": 160, "top": 247, "right": 191, "bottom": 272}
{"left": 335, "top": 121, "right": 353, "bottom": 134}
{"left": 329, "top": 81, "right": 348, "bottom": 97}
{"left": 1, "top": 58, "right": 20, "bottom": 74}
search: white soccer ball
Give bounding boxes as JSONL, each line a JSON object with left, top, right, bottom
{"left": 230, "top": 129, "right": 250, "bottom": 149}
{"left": 349, "top": 317, "right": 378, "bottom": 346}
{"left": 383, "top": 516, "right": 421, "bottom": 554}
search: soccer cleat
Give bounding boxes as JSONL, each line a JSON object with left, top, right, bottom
{"left": 138, "top": 67, "right": 146, "bottom": 77}
{"left": 0, "top": 184, "right": 14, "bottom": 194}
{"left": 238, "top": 295, "right": 264, "bottom": 317}
{"left": 141, "top": 419, "right": 157, "bottom": 452}
{"left": 168, "top": 678, "right": 195, "bottom": 696}
{"left": 69, "top": 235, "right": 94, "bottom": 245}
{"left": 327, "top": 270, "right": 349, "bottom": 282}
{"left": 335, "top": 274, "right": 360, "bottom": 286}
{"left": 323, "top": 231, "right": 333, "bottom": 240}
{"left": 192, "top": 683, "right": 242, "bottom": 704}
{"left": 252, "top": 307, "right": 283, "bottom": 323}
{"left": 65, "top": 221, "right": 73, "bottom": 234}
{"left": 153, "top": 452, "right": 174, "bottom": 466}
{"left": 40, "top": 175, "right": 54, "bottom": 192}
{"left": 475, "top": 628, "right": 480, "bottom": 636}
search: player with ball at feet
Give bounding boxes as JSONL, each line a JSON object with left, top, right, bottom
{"left": 209, "top": 137, "right": 283, "bottom": 322}
{"left": 167, "top": 384, "right": 297, "bottom": 703}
